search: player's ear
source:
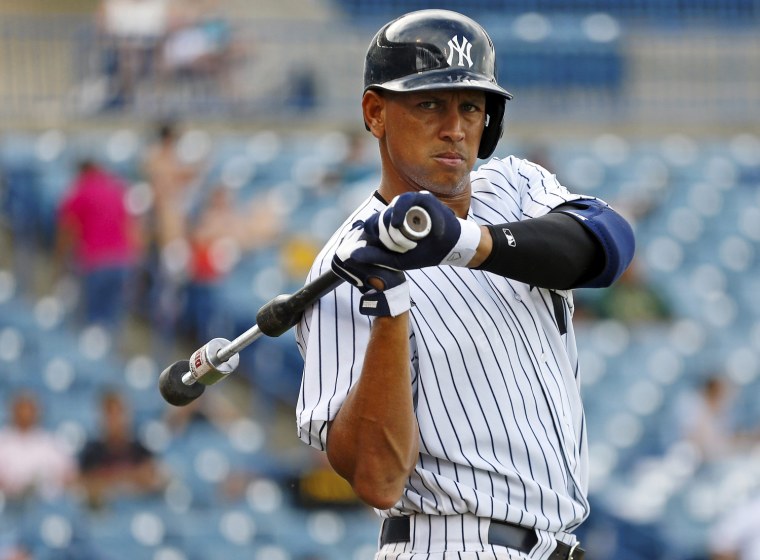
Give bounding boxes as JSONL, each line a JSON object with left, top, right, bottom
{"left": 362, "top": 90, "right": 385, "bottom": 138}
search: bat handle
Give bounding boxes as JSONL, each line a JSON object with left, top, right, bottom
{"left": 180, "top": 324, "right": 265, "bottom": 385}
{"left": 219, "top": 324, "right": 263, "bottom": 361}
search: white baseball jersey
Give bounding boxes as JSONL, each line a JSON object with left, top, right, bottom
{"left": 296, "top": 156, "right": 591, "bottom": 550}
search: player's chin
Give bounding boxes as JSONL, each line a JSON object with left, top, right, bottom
{"left": 421, "top": 172, "right": 471, "bottom": 197}
{"left": 433, "top": 153, "right": 478, "bottom": 176}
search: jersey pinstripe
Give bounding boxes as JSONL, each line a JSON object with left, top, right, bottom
{"left": 295, "top": 155, "right": 594, "bottom": 536}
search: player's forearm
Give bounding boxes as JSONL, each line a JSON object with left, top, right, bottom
{"left": 471, "top": 212, "right": 604, "bottom": 289}
{"left": 468, "top": 224, "right": 494, "bottom": 268}
{"left": 326, "top": 314, "right": 419, "bottom": 510}
{"left": 472, "top": 200, "right": 635, "bottom": 289}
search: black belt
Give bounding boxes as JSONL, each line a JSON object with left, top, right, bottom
{"left": 380, "top": 517, "right": 585, "bottom": 560}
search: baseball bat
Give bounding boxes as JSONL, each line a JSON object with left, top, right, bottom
{"left": 159, "top": 205, "right": 431, "bottom": 406}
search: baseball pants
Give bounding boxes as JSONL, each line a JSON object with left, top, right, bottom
{"left": 374, "top": 514, "right": 581, "bottom": 560}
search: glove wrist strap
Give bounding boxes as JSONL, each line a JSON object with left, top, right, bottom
{"left": 360, "top": 281, "right": 410, "bottom": 317}
{"left": 442, "top": 219, "right": 481, "bottom": 267}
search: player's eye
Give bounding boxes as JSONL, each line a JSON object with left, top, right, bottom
{"left": 418, "top": 100, "right": 439, "bottom": 110}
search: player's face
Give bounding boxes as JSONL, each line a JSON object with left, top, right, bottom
{"left": 376, "top": 89, "right": 486, "bottom": 199}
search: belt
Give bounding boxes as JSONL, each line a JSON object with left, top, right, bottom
{"left": 380, "top": 517, "right": 585, "bottom": 560}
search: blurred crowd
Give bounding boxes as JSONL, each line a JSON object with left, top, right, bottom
{"left": 80, "top": 0, "right": 320, "bottom": 115}
{"left": 0, "top": 114, "right": 382, "bottom": 558}
{"left": 48, "top": 120, "right": 285, "bottom": 360}
{"left": 93, "top": 0, "right": 242, "bottom": 111}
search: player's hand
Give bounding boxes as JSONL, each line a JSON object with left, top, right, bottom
{"left": 358, "top": 191, "right": 482, "bottom": 270}
{"left": 331, "top": 222, "right": 410, "bottom": 317}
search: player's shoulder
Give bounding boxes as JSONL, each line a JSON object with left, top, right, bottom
{"left": 472, "top": 155, "right": 558, "bottom": 190}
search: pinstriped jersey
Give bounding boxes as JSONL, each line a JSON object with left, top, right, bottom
{"left": 295, "top": 155, "right": 592, "bottom": 534}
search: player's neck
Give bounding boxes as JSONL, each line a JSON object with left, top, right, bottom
{"left": 377, "top": 181, "right": 471, "bottom": 218}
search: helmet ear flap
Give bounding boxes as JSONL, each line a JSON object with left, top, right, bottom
{"left": 478, "top": 94, "right": 506, "bottom": 159}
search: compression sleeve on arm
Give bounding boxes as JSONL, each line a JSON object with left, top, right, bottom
{"left": 474, "top": 209, "right": 604, "bottom": 290}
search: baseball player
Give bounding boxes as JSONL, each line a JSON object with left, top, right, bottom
{"left": 295, "top": 9, "right": 635, "bottom": 560}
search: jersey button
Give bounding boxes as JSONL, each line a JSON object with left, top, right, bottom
{"left": 514, "top": 294, "right": 522, "bottom": 302}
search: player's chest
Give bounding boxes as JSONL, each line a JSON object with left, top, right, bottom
{"left": 407, "top": 268, "right": 547, "bottom": 350}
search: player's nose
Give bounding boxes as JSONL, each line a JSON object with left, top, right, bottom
{"left": 438, "top": 106, "right": 466, "bottom": 143}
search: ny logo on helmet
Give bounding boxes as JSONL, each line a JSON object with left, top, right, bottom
{"left": 447, "top": 36, "right": 473, "bottom": 68}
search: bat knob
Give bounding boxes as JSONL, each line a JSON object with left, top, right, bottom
{"left": 159, "top": 360, "right": 205, "bottom": 406}
{"left": 402, "top": 206, "right": 432, "bottom": 240}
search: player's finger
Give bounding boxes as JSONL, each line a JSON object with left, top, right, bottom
{"left": 351, "top": 245, "right": 401, "bottom": 269}
{"left": 387, "top": 193, "right": 418, "bottom": 229}
{"left": 383, "top": 223, "right": 417, "bottom": 252}
{"left": 331, "top": 259, "right": 365, "bottom": 289}
{"left": 335, "top": 227, "right": 366, "bottom": 261}
{"left": 368, "top": 212, "right": 415, "bottom": 253}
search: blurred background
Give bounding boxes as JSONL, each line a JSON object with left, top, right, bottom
{"left": 0, "top": 1, "right": 759, "bottom": 559}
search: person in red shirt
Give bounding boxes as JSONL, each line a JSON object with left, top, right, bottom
{"left": 55, "top": 159, "right": 142, "bottom": 332}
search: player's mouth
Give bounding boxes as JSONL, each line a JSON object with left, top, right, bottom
{"left": 433, "top": 151, "right": 467, "bottom": 167}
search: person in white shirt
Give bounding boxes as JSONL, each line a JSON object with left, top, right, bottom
{"left": 0, "top": 391, "right": 78, "bottom": 502}
{"left": 710, "top": 494, "right": 760, "bottom": 560}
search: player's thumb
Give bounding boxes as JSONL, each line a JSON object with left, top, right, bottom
{"left": 388, "top": 192, "right": 421, "bottom": 228}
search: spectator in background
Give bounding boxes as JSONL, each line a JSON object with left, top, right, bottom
{"left": 142, "top": 120, "right": 203, "bottom": 250}
{"left": 78, "top": 390, "right": 168, "bottom": 510}
{"left": 54, "top": 159, "right": 141, "bottom": 338}
{"left": 674, "top": 374, "right": 760, "bottom": 464}
{"left": 280, "top": 235, "right": 321, "bottom": 285}
{"left": 159, "top": 0, "right": 240, "bottom": 97}
{"left": 574, "top": 256, "right": 672, "bottom": 324}
{"left": 184, "top": 182, "right": 239, "bottom": 344}
{"left": 95, "top": 0, "right": 176, "bottom": 109}
{"left": 0, "top": 542, "right": 32, "bottom": 560}
{"left": 141, "top": 120, "right": 205, "bottom": 356}
{"left": 0, "top": 392, "right": 78, "bottom": 503}
{"left": 185, "top": 181, "right": 282, "bottom": 343}
{"left": 174, "top": 181, "right": 285, "bottom": 420}
{"left": 709, "top": 492, "right": 760, "bottom": 560}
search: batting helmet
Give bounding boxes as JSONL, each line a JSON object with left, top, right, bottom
{"left": 364, "top": 9, "right": 513, "bottom": 160}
